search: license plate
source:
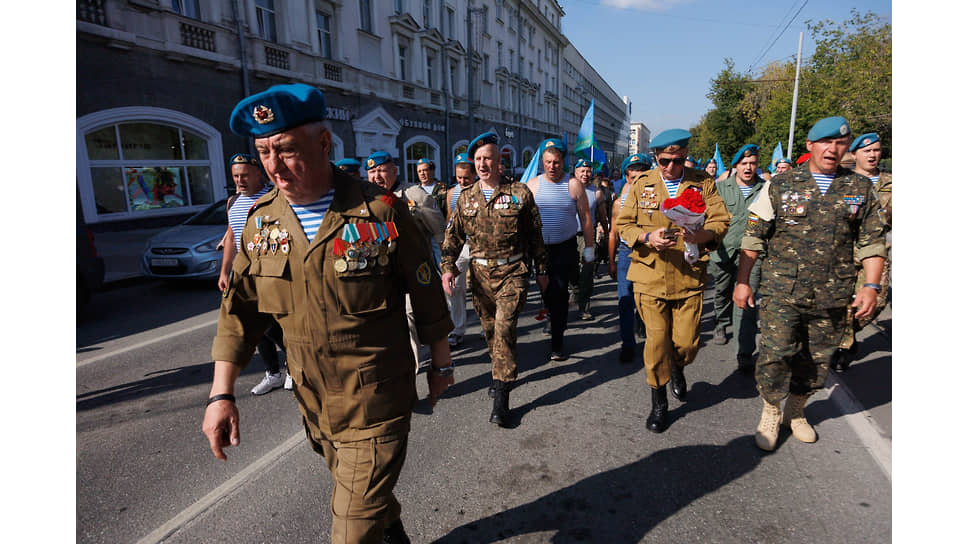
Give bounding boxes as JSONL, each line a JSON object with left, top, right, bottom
{"left": 151, "top": 258, "right": 179, "bottom": 267}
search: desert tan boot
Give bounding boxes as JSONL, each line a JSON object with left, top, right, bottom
{"left": 783, "top": 393, "right": 817, "bottom": 443}
{"left": 755, "top": 397, "right": 783, "bottom": 451}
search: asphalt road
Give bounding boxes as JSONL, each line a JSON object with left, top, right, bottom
{"left": 76, "top": 273, "right": 891, "bottom": 543}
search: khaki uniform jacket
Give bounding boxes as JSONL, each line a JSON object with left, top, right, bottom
{"left": 615, "top": 168, "right": 730, "bottom": 299}
{"left": 213, "top": 168, "right": 453, "bottom": 444}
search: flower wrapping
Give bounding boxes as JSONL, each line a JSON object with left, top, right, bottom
{"left": 661, "top": 187, "right": 707, "bottom": 264}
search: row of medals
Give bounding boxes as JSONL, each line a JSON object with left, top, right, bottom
{"left": 334, "top": 239, "right": 396, "bottom": 273}
{"left": 248, "top": 219, "right": 289, "bottom": 255}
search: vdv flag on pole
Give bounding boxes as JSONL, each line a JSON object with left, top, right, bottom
{"left": 713, "top": 143, "right": 726, "bottom": 178}
{"left": 769, "top": 142, "right": 784, "bottom": 173}
{"left": 520, "top": 144, "right": 542, "bottom": 183}
{"left": 574, "top": 99, "right": 606, "bottom": 168}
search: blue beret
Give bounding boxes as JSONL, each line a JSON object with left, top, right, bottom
{"left": 621, "top": 153, "right": 652, "bottom": 173}
{"left": 574, "top": 158, "right": 592, "bottom": 169}
{"left": 229, "top": 83, "right": 327, "bottom": 138}
{"left": 705, "top": 158, "right": 717, "bottom": 166}
{"left": 538, "top": 138, "right": 566, "bottom": 154}
{"left": 850, "top": 132, "right": 880, "bottom": 152}
{"left": 454, "top": 152, "right": 473, "bottom": 166}
{"left": 775, "top": 157, "right": 793, "bottom": 167}
{"left": 686, "top": 156, "right": 697, "bottom": 163}
{"left": 467, "top": 132, "right": 499, "bottom": 158}
{"left": 650, "top": 129, "right": 692, "bottom": 151}
{"left": 731, "top": 144, "right": 760, "bottom": 166}
{"left": 417, "top": 158, "right": 435, "bottom": 168}
{"left": 365, "top": 151, "right": 393, "bottom": 170}
{"left": 229, "top": 153, "right": 260, "bottom": 167}
{"left": 335, "top": 158, "right": 361, "bottom": 173}
{"left": 807, "top": 116, "right": 851, "bottom": 141}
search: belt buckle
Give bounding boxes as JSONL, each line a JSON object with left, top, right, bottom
{"left": 487, "top": 258, "right": 498, "bottom": 267}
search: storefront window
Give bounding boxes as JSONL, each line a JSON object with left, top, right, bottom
{"left": 83, "top": 121, "right": 216, "bottom": 218}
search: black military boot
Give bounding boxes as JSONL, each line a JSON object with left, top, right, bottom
{"left": 670, "top": 364, "right": 687, "bottom": 401}
{"left": 487, "top": 379, "right": 498, "bottom": 398}
{"left": 490, "top": 380, "right": 511, "bottom": 427}
{"left": 383, "top": 518, "right": 411, "bottom": 544}
{"left": 646, "top": 385, "right": 669, "bottom": 433}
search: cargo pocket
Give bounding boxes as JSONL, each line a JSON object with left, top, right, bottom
{"left": 335, "top": 266, "right": 390, "bottom": 316}
{"left": 251, "top": 256, "right": 294, "bottom": 314}
{"left": 357, "top": 362, "right": 415, "bottom": 425}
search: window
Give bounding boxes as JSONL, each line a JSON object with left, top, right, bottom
{"left": 446, "top": 7, "right": 455, "bottom": 39}
{"left": 426, "top": 52, "right": 435, "bottom": 88}
{"left": 398, "top": 44, "right": 409, "bottom": 81}
{"left": 360, "top": 0, "right": 373, "bottom": 33}
{"left": 449, "top": 60, "right": 458, "bottom": 94}
{"left": 497, "top": 42, "right": 503, "bottom": 69}
{"left": 483, "top": 54, "right": 490, "bottom": 82}
{"left": 496, "top": 0, "right": 503, "bottom": 21}
{"left": 404, "top": 137, "right": 440, "bottom": 184}
{"left": 509, "top": 48, "right": 514, "bottom": 71}
{"left": 482, "top": 6, "right": 489, "bottom": 34}
{"left": 171, "top": 0, "right": 200, "bottom": 19}
{"left": 80, "top": 119, "right": 219, "bottom": 220}
{"left": 255, "top": 0, "right": 277, "bottom": 42}
{"left": 316, "top": 11, "right": 332, "bottom": 59}
{"left": 394, "top": 0, "right": 404, "bottom": 15}
{"left": 423, "top": 0, "right": 433, "bottom": 28}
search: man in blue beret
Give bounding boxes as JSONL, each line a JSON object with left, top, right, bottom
{"left": 442, "top": 153, "right": 476, "bottom": 348}
{"left": 527, "top": 138, "right": 596, "bottom": 360}
{"left": 334, "top": 158, "right": 361, "bottom": 179}
{"left": 573, "top": 158, "right": 606, "bottom": 320}
{"left": 831, "top": 132, "right": 892, "bottom": 373}
{"left": 608, "top": 153, "right": 652, "bottom": 363}
{"left": 615, "top": 129, "right": 730, "bottom": 432}
{"left": 734, "top": 116, "right": 886, "bottom": 451}
{"left": 441, "top": 132, "right": 549, "bottom": 427}
{"left": 204, "top": 83, "right": 454, "bottom": 543}
{"left": 773, "top": 157, "right": 793, "bottom": 175}
{"left": 708, "top": 144, "right": 767, "bottom": 372}
{"left": 218, "top": 153, "right": 290, "bottom": 395}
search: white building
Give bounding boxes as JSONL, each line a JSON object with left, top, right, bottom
{"left": 77, "top": 0, "right": 630, "bottom": 226}
{"left": 629, "top": 122, "right": 651, "bottom": 155}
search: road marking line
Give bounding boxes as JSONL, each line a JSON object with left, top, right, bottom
{"left": 825, "top": 374, "right": 892, "bottom": 482}
{"left": 76, "top": 318, "right": 219, "bottom": 368}
{"left": 135, "top": 430, "right": 306, "bottom": 544}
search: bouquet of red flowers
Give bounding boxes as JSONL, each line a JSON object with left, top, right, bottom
{"left": 661, "top": 187, "right": 707, "bottom": 264}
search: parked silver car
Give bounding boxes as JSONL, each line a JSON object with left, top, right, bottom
{"left": 142, "top": 199, "right": 227, "bottom": 280}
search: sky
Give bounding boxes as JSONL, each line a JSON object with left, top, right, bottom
{"left": 560, "top": 0, "right": 893, "bottom": 136}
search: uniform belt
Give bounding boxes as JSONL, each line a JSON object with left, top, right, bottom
{"left": 473, "top": 253, "right": 523, "bottom": 267}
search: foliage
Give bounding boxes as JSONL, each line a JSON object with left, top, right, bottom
{"left": 690, "top": 9, "right": 891, "bottom": 169}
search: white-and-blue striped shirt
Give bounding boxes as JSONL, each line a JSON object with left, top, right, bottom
{"left": 662, "top": 175, "right": 683, "bottom": 198}
{"left": 229, "top": 186, "right": 271, "bottom": 251}
{"left": 481, "top": 187, "right": 494, "bottom": 202}
{"left": 289, "top": 189, "right": 335, "bottom": 242}
{"left": 739, "top": 184, "right": 754, "bottom": 198}
{"left": 534, "top": 175, "right": 579, "bottom": 245}
{"left": 812, "top": 173, "right": 835, "bottom": 196}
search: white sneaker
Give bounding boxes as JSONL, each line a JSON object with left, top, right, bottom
{"left": 284, "top": 372, "right": 293, "bottom": 390}
{"left": 251, "top": 371, "right": 286, "bottom": 395}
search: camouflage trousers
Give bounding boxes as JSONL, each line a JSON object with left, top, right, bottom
{"left": 469, "top": 262, "right": 529, "bottom": 382}
{"left": 757, "top": 296, "right": 848, "bottom": 405}
{"left": 838, "top": 255, "right": 892, "bottom": 350}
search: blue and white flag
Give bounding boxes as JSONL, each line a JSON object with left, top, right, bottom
{"left": 769, "top": 142, "right": 784, "bottom": 173}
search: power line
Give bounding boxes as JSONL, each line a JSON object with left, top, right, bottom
{"left": 749, "top": 0, "right": 801, "bottom": 72}
{"left": 747, "top": 0, "right": 810, "bottom": 73}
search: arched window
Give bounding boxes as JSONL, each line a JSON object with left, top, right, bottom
{"left": 403, "top": 136, "right": 440, "bottom": 185}
{"left": 76, "top": 107, "right": 225, "bottom": 223}
{"left": 452, "top": 140, "right": 468, "bottom": 159}
{"left": 500, "top": 144, "right": 515, "bottom": 174}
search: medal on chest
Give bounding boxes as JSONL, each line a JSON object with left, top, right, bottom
{"left": 843, "top": 194, "right": 865, "bottom": 215}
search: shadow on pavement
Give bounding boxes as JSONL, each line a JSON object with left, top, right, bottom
{"left": 432, "top": 435, "right": 761, "bottom": 543}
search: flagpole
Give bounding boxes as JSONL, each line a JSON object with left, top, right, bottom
{"left": 787, "top": 31, "right": 803, "bottom": 159}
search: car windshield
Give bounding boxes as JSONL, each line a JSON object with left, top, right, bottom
{"left": 184, "top": 200, "right": 228, "bottom": 226}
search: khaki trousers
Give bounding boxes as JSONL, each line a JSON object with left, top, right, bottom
{"left": 319, "top": 433, "right": 409, "bottom": 544}
{"left": 634, "top": 292, "right": 703, "bottom": 388}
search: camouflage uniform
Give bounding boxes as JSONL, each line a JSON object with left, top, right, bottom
{"left": 839, "top": 172, "right": 892, "bottom": 348}
{"left": 742, "top": 164, "right": 887, "bottom": 404}
{"left": 441, "top": 178, "right": 547, "bottom": 381}
{"left": 427, "top": 180, "right": 450, "bottom": 216}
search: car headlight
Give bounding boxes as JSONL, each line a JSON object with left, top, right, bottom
{"left": 195, "top": 237, "right": 222, "bottom": 253}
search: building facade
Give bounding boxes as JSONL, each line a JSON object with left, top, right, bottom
{"left": 77, "top": 0, "right": 630, "bottom": 227}
{"left": 629, "top": 122, "right": 650, "bottom": 155}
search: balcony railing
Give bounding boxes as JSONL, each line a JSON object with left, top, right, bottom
{"left": 323, "top": 63, "right": 342, "bottom": 82}
{"left": 78, "top": 0, "right": 107, "bottom": 26}
{"left": 265, "top": 46, "right": 290, "bottom": 70}
{"left": 180, "top": 22, "right": 216, "bottom": 52}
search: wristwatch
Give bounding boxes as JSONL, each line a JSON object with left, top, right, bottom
{"left": 862, "top": 283, "right": 882, "bottom": 293}
{"left": 432, "top": 364, "right": 455, "bottom": 377}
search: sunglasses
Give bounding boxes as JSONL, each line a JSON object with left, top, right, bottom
{"left": 657, "top": 157, "right": 686, "bottom": 167}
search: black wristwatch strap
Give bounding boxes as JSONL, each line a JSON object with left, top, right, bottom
{"left": 207, "top": 393, "right": 236, "bottom": 406}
